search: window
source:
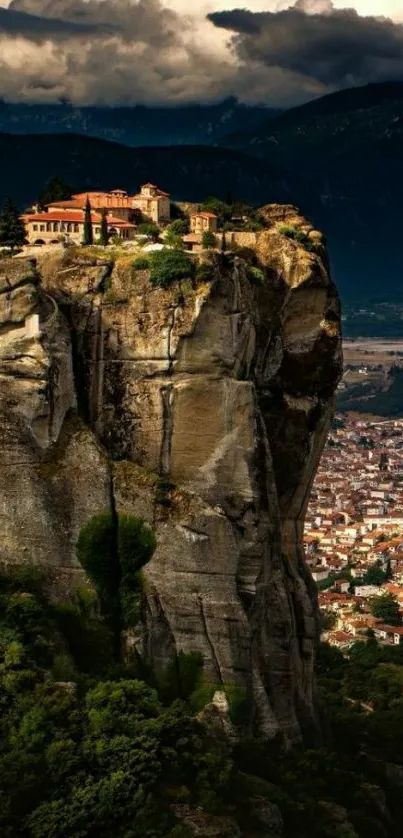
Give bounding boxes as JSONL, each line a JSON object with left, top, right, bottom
{"left": 95, "top": 227, "right": 100, "bottom": 235}
{"left": 40, "top": 224, "right": 45, "bottom": 232}
{"left": 33, "top": 224, "right": 38, "bottom": 231}
{"left": 53, "top": 222, "right": 58, "bottom": 232}
{"left": 74, "top": 224, "right": 79, "bottom": 233}
{"left": 46, "top": 223, "right": 51, "bottom": 232}
{"left": 66, "top": 223, "right": 72, "bottom": 233}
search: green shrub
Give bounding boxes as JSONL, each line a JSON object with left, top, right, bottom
{"left": 164, "top": 230, "right": 185, "bottom": 250}
{"left": 76, "top": 512, "right": 156, "bottom": 632}
{"left": 195, "top": 260, "right": 214, "bottom": 283}
{"left": 189, "top": 683, "right": 216, "bottom": 713}
{"left": 278, "top": 224, "right": 316, "bottom": 253}
{"left": 159, "top": 651, "right": 204, "bottom": 703}
{"left": 169, "top": 219, "right": 190, "bottom": 235}
{"left": 75, "top": 585, "right": 98, "bottom": 617}
{"left": 189, "top": 681, "right": 249, "bottom": 725}
{"left": 132, "top": 256, "right": 150, "bottom": 271}
{"left": 150, "top": 249, "right": 193, "bottom": 288}
{"left": 201, "top": 230, "right": 217, "bottom": 250}
{"left": 138, "top": 223, "right": 160, "bottom": 241}
{"left": 0, "top": 564, "right": 45, "bottom": 595}
{"left": 76, "top": 512, "right": 119, "bottom": 618}
{"left": 52, "top": 601, "right": 114, "bottom": 673}
{"left": 51, "top": 653, "right": 77, "bottom": 682}
{"left": 225, "top": 685, "right": 249, "bottom": 726}
{"left": 248, "top": 265, "right": 265, "bottom": 284}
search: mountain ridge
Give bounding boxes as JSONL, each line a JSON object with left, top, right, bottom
{"left": 0, "top": 98, "right": 279, "bottom": 148}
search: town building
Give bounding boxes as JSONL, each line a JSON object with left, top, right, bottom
{"left": 306, "top": 414, "right": 403, "bottom": 649}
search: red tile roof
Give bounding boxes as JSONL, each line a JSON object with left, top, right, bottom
{"left": 191, "top": 212, "right": 218, "bottom": 219}
{"left": 23, "top": 210, "right": 134, "bottom": 228}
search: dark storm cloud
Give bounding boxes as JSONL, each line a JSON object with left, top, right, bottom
{"left": 208, "top": 0, "right": 403, "bottom": 89}
{"left": 0, "top": 3, "right": 114, "bottom": 39}
{"left": 0, "top": 0, "right": 237, "bottom": 104}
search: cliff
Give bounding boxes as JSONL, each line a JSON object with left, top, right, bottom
{"left": 0, "top": 206, "right": 342, "bottom": 744}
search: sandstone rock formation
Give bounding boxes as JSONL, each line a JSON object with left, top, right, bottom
{"left": 0, "top": 205, "right": 342, "bottom": 744}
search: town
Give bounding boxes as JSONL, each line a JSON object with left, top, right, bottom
{"left": 306, "top": 413, "right": 403, "bottom": 649}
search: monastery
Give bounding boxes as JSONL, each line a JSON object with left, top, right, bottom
{"left": 23, "top": 183, "right": 172, "bottom": 245}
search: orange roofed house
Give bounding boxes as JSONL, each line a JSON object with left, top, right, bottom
{"left": 190, "top": 212, "right": 218, "bottom": 235}
{"left": 23, "top": 183, "right": 171, "bottom": 244}
{"left": 22, "top": 209, "right": 136, "bottom": 246}
{"left": 48, "top": 185, "right": 170, "bottom": 225}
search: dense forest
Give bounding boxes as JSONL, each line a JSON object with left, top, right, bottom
{"left": 2, "top": 517, "right": 403, "bottom": 837}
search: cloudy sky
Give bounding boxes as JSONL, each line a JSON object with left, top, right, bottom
{"left": 0, "top": 0, "right": 402, "bottom": 106}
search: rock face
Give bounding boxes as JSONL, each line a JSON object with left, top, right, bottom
{"left": 0, "top": 205, "right": 342, "bottom": 744}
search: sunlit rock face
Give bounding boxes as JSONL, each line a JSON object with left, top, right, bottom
{"left": 0, "top": 257, "right": 110, "bottom": 585}
{"left": 0, "top": 206, "right": 342, "bottom": 743}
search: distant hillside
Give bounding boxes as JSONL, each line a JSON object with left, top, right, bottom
{"left": 223, "top": 82, "right": 403, "bottom": 163}
{"left": 338, "top": 367, "right": 403, "bottom": 417}
{"left": 0, "top": 99, "right": 278, "bottom": 148}
{"left": 0, "top": 131, "right": 305, "bottom": 209}
{"left": 222, "top": 82, "right": 403, "bottom": 301}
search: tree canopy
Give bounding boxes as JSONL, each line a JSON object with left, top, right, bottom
{"left": 370, "top": 592, "right": 401, "bottom": 626}
{"left": 99, "top": 208, "right": 109, "bottom": 246}
{"left": 138, "top": 222, "right": 160, "bottom": 241}
{"left": 37, "top": 176, "right": 72, "bottom": 209}
{"left": 202, "top": 197, "right": 232, "bottom": 226}
{"left": 201, "top": 230, "right": 217, "bottom": 250}
{"left": 0, "top": 567, "right": 231, "bottom": 838}
{"left": 149, "top": 249, "right": 193, "bottom": 289}
{"left": 82, "top": 197, "right": 93, "bottom": 246}
{"left": 168, "top": 218, "right": 190, "bottom": 235}
{"left": 0, "top": 196, "right": 26, "bottom": 250}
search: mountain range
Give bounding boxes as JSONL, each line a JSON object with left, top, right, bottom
{"left": 2, "top": 82, "right": 403, "bottom": 302}
{"left": 0, "top": 132, "right": 304, "bottom": 209}
{"left": 0, "top": 99, "right": 277, "bottom": 148}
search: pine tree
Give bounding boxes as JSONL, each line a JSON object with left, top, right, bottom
{"left": 100, "top": 208, "right": 109, "bottom": 246}
{"left": 38, "top": 176, "right": 72, "bottom": 209}
{"left": 0, "top": 196, "right": 26, "bottom": 251}
{"left": 82, "top": 197, "right": 93, "bottom": 246}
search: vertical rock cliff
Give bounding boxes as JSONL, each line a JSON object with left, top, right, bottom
{"left": 0, "top": 206, "right": 342, "bottom": 743}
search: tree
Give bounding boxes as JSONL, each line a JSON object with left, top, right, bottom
{"left": 82, "top": 197, "right": 93, "bottom": 246}
{"left": 379, "top": 453, "right": 388, "bottom": 471}
{"left": 0, "top": 196, "right": 26, "bottom": 251}
{"left": 164, "top": 228, "right": 185, "bottom": 250}
{"left": 201, "top": 230, "right": 217, "bottom": 250}
{"left": 76, "top": 512, "right": 156, "bottom": 635}
{"left": 38, "top": 176, "right": 72, "bottom": 209}
{"left": 225, "top": 190, "right": 234, "bottom": 207}
{"left": 168, "top": 218, "right": 190, "bottom": 235}
{"left": 362, "top": 561, "right": 388, "bottom": 586}
{"left": 202, "top": 197, "right": 232, "bottom": 227}
{"left": 371, "top": 592, "right": 401, "bottom": 626}
{"left": 100, "top": 208, "right": 109, "bottom": 247}
{"left": 149, "top": 249, "right": 193, "bottom": 289}
{"left": 138, "top": 223, "right": 160, "bottom": 242}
